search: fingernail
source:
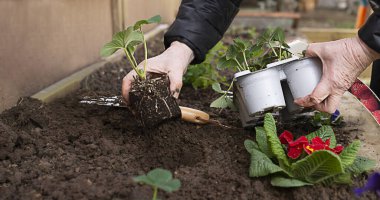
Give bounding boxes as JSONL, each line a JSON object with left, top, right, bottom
{"left": 171, "top": 88, "right": 180, "bottom": 99}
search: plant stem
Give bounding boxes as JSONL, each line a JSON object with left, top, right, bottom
{"left": 152, "top": 187, "right": 158, "bottom": 200}
{"left": 124, "top": 48, "right": 144, "bottom": 79}
{"left": 234, "top": 58, "right": 245, "bottom": 71}
{"left": 142, "top": 30, "right": 148, "bottom": 79}
{"left": 268, "top": 43, "right": 278, "bottom": 58}
{"left": 242, "top": 50, "right": 249, "bottom": 68}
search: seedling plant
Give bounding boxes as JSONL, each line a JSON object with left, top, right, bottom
{"left": 100, "top": 15, "right": 161, "bottom": 80}
{"left": 100, "top": 15, "right": 182, "bottom": 127}
{"left": 183, "top": 42, "right": 229, "bottom": 89}
{"left": 211, "top": 28, "right": 293, "bottom": 109}
{"left": 244, "top": 113, "right": 375, "bottom": 187}
{"left": 133, "top": 168, "right": 181, "bottom": 200}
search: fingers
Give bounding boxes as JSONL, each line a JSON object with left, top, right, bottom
{"left": 305, "top": 43, "right": 318, "bottom": 57}
{"left": 314, "top": 94, "right": 342, "bottom": 114}
{"left": 167, "top": 70, "right": 183, "bottom": 99}
{"left": 121, "top": 71, "right": 137, "bottom": 104}
{"left": 294, "top": 77, "right": 331, "bottom": 107}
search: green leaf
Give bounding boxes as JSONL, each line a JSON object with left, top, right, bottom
{"left": 100, "top": 27, "right": 144, "bottom": 57}
{"left": 217, "top": 57, "right": 239, "bottom": 70}
{"left": 226, "top": 45, "right": 239, "bottom": 60}
{"left": 133, "top": 168, "right": 181, "bottom": 193}
{"left": 263, "top": 113, "right": 290, "bottom": 167}
{"left": 255, "top": 127, "right": 274, "bottom": 159}
{"left": 100, "top": 31, "right": 127, "bottom": 57}
{"left": 339, "top": 140, "right": 361, "bottom": 169}
{"left": 346, "top": 156, "right": 376, "bottom": 175}
{"left": 210, "top": 95, "right": 236, "bottom": 110}
{"left": 211, "top": 83, "right": 224, "bottom": 94}
{"left": 291, "top": 150, "right": 344, "bottom": 183}
{"left": 247, "top": 144, "right": 287, "bottom": 177}
{"left": 133, "top": 15, "right": 161, "bottom": 30}
{"left": 320, "top": 172, "right": 352, "bottom": 185}
{"left": 334, "top": 173, "right": 352, "bottom": 184}
{"left": 270, "top": 176, "right": 313, "bottom": 187}
{"left": 305, "top": 126, "right": 336, "bottom": 148}
{"left": 157, "top": 179, "right": 181, "bottom": 192}
{"left": 273, "top": 28, "right": 285, "bottom": 43}
{"left": 244, "top": 139, "right": 259, "bottom": 154}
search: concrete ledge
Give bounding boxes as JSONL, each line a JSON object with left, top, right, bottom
{"left": 299, "top": 28, "right": 357, "bottom": 43}
{"left": 32, "top": 24, "right": 168, "bottom": 103}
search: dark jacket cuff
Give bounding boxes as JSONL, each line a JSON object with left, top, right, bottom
{"left": 358, "top": 0, "right": 380, "bottom": 53}
{"left": 164, "top": 0, "right": 240, "bottom": 64}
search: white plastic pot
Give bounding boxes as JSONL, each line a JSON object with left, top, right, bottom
{"left": 283, "top": 58, "right": 322, "bottom": 99}
{"left": 235, "top": 68, "right": 286, "bottom": 116}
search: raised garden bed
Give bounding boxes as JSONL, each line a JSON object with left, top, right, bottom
{"left": 0, "top": 27, "right": 379, "bottom": 199}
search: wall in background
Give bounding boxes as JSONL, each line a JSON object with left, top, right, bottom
{"left": 0, "top": 0, "right": 180, "bottom": 112}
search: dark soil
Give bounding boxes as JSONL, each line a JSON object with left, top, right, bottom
{"left": 129, "top": 75, "right": 181, "bottom": 128}
{"left": 0, "top": 32, "right": 377, "bottom": 200}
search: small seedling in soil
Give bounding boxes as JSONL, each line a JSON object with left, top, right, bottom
{"left": 100, "top": 15, "right": 181, "bottom": 127}
{"left": 133, "top": 168, "right": 181, "bottom": 200}
{"left": 211, "top": 28, "right": 293, "bottom": 109}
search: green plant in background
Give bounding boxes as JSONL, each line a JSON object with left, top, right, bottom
{"left": 211, "top": 28, "right": 293, "bottom": 109}
{"left": 311, "top": 111, "right": 343, "bottom": 127}
{"left": 100, "top": 15, "right": 161, "bottom": 80}
{"left": 217, "top": 28, "right": 292, "bottom": 73}
{"left": 133, "top": 168, "right": 181, "bottom": 200}
{"left": 184, "top": 42, "right": 228, "bottom": 89}
{"left": 244, "top": 113, "right": 375, "bottom": 187}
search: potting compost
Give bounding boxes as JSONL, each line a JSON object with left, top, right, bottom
{"left": 0, "top": 33, "right": 378, "bottom": 200}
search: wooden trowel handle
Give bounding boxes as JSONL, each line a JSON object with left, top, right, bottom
{"left": 180, "top": 106, "right": 210, "bottom": 124}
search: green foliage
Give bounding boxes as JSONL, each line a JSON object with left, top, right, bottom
{"left": 100, "top": 15, "right": 161, "bottom": 80}
{"left": 133, "top": 168, "right": 181, "bottom": 200}
{"left": 218, "top": 28, "right": 292, "bottom": 73}
{"left": 245, "top": 113, "right": 375, "bottom": 188}
{"left": 291, "top": 150, "right": 344, "bottom": 183}
{"left": 246, "top": 144, "right": 287, "bottom": 177}
{"left": 311, "top": 111, "right": 343, "bottom": 127}
{"left": 271, "top": 176, "right": 313, "bottom": 187}
{"left": 305, "top": 126, "right": 336, "bottom": 148}
{"left": 184, "top": 42, "right": 228, "bottom": 89}
{"left": 209, "top": 82, "right": 236, "bottom": 110}
{"left": 263, "top": 114, "right": 289, "bottom": 167}
{"left": 255, "top": 127, "right": 274, "bottom": 159}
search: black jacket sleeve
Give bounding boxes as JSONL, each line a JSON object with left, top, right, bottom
{"left": 358, "top": 0, "right": 380, "bottom": 53}
{"left": 164, "top": 0, "right": 242, "bottom": 64}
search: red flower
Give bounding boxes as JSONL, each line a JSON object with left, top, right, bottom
{"left": 304, "top": 137, "right": 344, "bottom": 155}
{"left": 279, "top": 131, "right": 309, "bottom": 159}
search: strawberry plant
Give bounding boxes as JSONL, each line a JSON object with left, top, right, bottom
{"left": 217, "top": 28, "right": 292, "bottom": 73}
{"left": 101, "top": 15, "right": 161, "bottom": 80}
{"left": 183, "top": 42, "right": 228, "bottom": 89}
{"left": 311, "top": 110, "right": 343, "bottom": 127}
{"left": 133, "top": 168, "right": 181, "bottom": 200}
{"left": 244, "top": 113, "right": 375, "bottom": 187}
{"left": 100, "top": 15, "right": 182, "bottom": 127}
{"left": 211, "top": 28, "right": 293, "bottom": 109}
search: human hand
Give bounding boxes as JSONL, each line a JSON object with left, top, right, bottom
{"left": 294, "top": 36, "right": 380, "bottom": 113}
{"left": 122, "top": 41, "right": 194, "bottom": 103}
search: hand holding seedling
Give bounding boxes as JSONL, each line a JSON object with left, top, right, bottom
{"left": 295, "top": 36, "right": 380, "bottom": 113}
{"left": 122, "top": 41, "right": 194, "bottom": 102}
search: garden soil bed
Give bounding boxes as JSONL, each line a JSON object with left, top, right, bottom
{"left": 0, "top": 32, "right": 377, "bottom": 200}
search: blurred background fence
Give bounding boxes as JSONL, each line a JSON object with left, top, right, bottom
{"left": 0, "top": 0, "right": 180, "bottom": 112}
{"left": 0, "top": 0, "right": 367, "bottom": 112}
